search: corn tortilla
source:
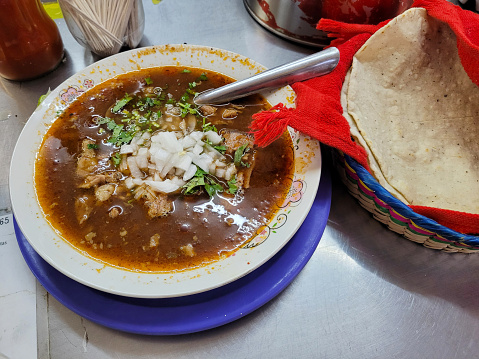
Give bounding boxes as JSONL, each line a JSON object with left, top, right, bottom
{"left": 344, "top": 8, "right": 479, "bottom": 214}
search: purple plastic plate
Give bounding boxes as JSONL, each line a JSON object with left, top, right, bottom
{"left": 15, "top": 167, "right": 331, "bottom": 335}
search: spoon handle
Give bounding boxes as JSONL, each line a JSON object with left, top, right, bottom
{"left": 194, "top": 47, "right": 340, "bottom": 105}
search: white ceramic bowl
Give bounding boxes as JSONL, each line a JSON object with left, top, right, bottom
{"left": 10, "top": 44, "right": 322, "bottom": 298}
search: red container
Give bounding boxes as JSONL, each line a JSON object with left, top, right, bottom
{"left": 244, "top": 0, "right": 412, "bottom": 47}
{"left": 0, "top": 0, "right": 64, "bottom": 81}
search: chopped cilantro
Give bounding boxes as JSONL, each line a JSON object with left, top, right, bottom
{"left": 198, "top": 73, "right": 208, "bottom": 81}
{"left": 145, "top": 77, "right": 153, "bottom": 85}
{"left": 234, "top": 144, "right": 249, "bottom": 167}
{"left": 145, "top": 97, "right": 155, "bottom": 107}
{"left": 189, "top": 81, "right": 197, "bottom": 89}
{"left": 183, "top": 168, "right": 207, "bottom": 194}
{"left": 214, "top": 144, "right": 227, "bottom": 153}
{"left": 106, "top": 120, "right": 118, "bottom": 131}
{"left": 183, "top": 167, "right": 223, "bottom": 197}
{"left": 94, "top": 116, "right": 111, "bottom": 125}
{"left": 227, "top": 177, "right": 238, "bottom": 194}
{"left": 202, "top": 118, "right": 217, "bottom": 132}
{"left": 178, "top": 102, "right": 198, "bottom": 117}
{"left": 182, "top": 69, "right": 191, "bottom": 73}
{"left": 180, "top": 93, "right": 189, "bottom": 102}
{"left": 87, "top": 143, "right": 99, "bottom": 149}
{"left": 112, "top": 93, "right": 133, "bottom": 113}
{"left": 94, "top": 116, "right": 136, "bottom": 147}
{"left": 205, "top": 180, "right": 223, "bottom": 197}
{"left": 111, "top": 153, "right": 122, "bottom": 166}
{"left": 110, "top": 123, "right": 124, "bottom": 138}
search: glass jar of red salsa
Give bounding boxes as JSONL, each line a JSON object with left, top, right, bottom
{"left": 0, "top": 0, "right": 64, "bottom": 81}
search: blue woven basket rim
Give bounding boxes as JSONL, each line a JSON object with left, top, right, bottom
{"left": 344, "top": 154, "right": 479, "bottom": 246}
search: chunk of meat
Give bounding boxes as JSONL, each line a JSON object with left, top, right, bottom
{"left": 222, "top": 108, "right": 238, "bottom": 119}
{"left": 199, "top": 105, "right": 217, "bottom": 116}
{"left": 78, "top": 174, "right": 106, "bottom": 188}
{"left": 95, "top": 184, "right": 115, "bottom": 202}
{"left": 150, "top": 234, "right": 161, "bottom": 248}
{"left": 81, "top": 138, "right": 96, "bottom": 156}
{"left": 133, "top": 184, "right": 156, "bottom": 201}
{"left": 75, "top": 195, "right": 95, "bottom": 224}
{"left": 145, "top": 193, "right": 173, "bottom": 218}
{"left": 77, "top": 139, "right": 98, "bottom": 177}
{"left": 109, "top": 207, "right": 120, "bottom": 218}
{"left": 84, "top": 232, "right": 96, "bottom": 243}
{"left": 78, "top": 171, "right": 122, "bottom": 189}
{"left": 239, "top": 151, "right": 256, "bottom": 186}
{"left": 180, "top": 243, "right": 196, "bottom": 257}
{"left": 105, "top": 171, "right": 123, "bottom": 183}
{"left": 142, "top": 87, "right": 156, "bottom": 94}
{"left": 220, "top": 129, "right": 255, "bottom": 155}
{"left": 230, "top": 104, "right": 245, "bottom": 111}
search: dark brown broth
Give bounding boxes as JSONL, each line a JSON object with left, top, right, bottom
{"left": 35, "top": 67, "right": 294, "bottom": 272}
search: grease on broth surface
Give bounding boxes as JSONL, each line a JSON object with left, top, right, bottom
{"left": 35, "top": 66, "right": 294, "bottom": 272}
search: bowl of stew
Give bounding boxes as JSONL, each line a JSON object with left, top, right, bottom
{"left": 10, "top": 44, "right": 322, "bottom": 298}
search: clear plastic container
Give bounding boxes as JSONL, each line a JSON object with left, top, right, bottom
{"left": 59, "top": 0, "right": 145, "bottom": 57}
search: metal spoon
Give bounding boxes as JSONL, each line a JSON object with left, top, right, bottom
{"left": 194, "top": 47, "right": 340, "bottom": 105}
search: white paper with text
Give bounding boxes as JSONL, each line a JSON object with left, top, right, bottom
{"left": 0, "top": 214, "right": 37, "bottom": 359}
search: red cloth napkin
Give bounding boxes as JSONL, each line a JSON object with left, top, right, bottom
{"left": 250, "top": 0, "right": 479, "bottom": 235}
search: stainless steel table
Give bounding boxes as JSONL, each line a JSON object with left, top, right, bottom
{"left": 2, "top": 1, "right": 479, "bottom": 358}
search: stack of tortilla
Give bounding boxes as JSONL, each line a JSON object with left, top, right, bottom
{"left": 341, "top": 7, "right": 479, "bottom": 215}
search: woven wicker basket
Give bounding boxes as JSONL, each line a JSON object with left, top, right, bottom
{"left": 332, "top": 150, "right": 479, "bottom": 253}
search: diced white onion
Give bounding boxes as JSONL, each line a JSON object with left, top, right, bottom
{"left": 215, "top": 159, "right": 226, "bottom": 168}
{"left": 141, "top": 131, "right": 151, "bottom": 141}
{"left": 130, "top": 133, "right": 142, "bottom": 146}
{"left": 124, "top": 177, "right": 135, "bottom": 189}
{"left": 132, "top": 178, "right": 144, "bottom": 186}
{"left": 215, "top": 168, "right": 225, "bottom": 178}
{"left": 225, "top": 164, "right": 236, "bottom": 181}
{"left": 209, "top": 162, "right": 216, "bottom": 174}
{"left": 189, "top": 131, "right": 203, "bottom": 141}
{"left": 144, "top": 179, "right": 180, "bottom": 193}
{"left": 175, "top": 153, "right": 193, "bottom": 172}
{"left": 181, "top": 135, "right": 196, "bottom": 149}
{"left": 192, "top": 144, "right": 203, "bottom": 156}
{"left": 158, "top": 131, "right": 183, "bottom": 152}
{"left": 204, "top": 144, "right": 225, "bottom": 160}
{"left": 119, "top": 126, "right": 233, "bottom": 195}
{"left": 149, "top": 142, "right": 161, "bottom": 155}
{"left": 192, "top": 153, "right": 212, "bottom": 173}
{"left": 183, "top": 164, "right": 197, "bottom": 181}
{"left": 205, "top": 130, "right": 222, "bottom": 145}
{"left": 120, "top": 144, "right": 135, "bottom": 154}
{"left": 160, "top": 152, "right": 181, "bottom": 177}
{"left": 153, "top": 148, "right": 171, "bottom": 165}
{"left": 135, "top": 147, "right": 149, "bottom": 169}
{"left": 127, "top": 156, "right": 143, "bottom": 178}
{"left": 170, "top": 176, "right": 186, "bottom": 187}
